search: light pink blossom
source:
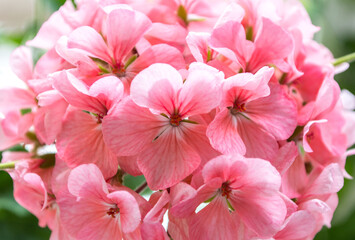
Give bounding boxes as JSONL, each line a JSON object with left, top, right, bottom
{"left": 103, "top": 63, "right": 223, "bottom": 189}
{"left": 58, "top": 164, "right": 141, "bottom": 240}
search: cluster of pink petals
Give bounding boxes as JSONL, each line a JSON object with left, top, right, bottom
{"left": 1, "top": 0, "right": 354, "bottom": 239}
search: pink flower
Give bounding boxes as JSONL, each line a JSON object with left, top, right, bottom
{"left": 57, "top": 7, "right": 185, "bottom": 90}
{"left": 34, "top": 90, "right": 68, "bottom": 145}
{"left": 300, "top": 77, "right": 347, "bottom": 168}
{"left": 140, "top": 191, "right": 171, "bottom": 240}
{"left": 206, "top": 66, "right": 297, "bottom": 160}
{"left": 171, "top": 154, "right": 287, "bottom": 239}
{"left": 272, "top": 210, "right": 316, "bottom": 240}
{"left": 13, "top": 172, "right": 57, "bottom": 229}
{"left": 103, "top": 62, "right": 223, "bottom": 189}
{"left": 53, "top": 71, "right": 124, "bottom": 178}
{"left": 27, "top": 0, "right": 104, "bottom": 50}
{"left": 58, "top": 164, "right": 141, "bottom": 240}
{"left": 0, "top": 111, "right": 34, "bottom": 151}
{"left": 209, "top": 17, "right": 293, "bottom": 73}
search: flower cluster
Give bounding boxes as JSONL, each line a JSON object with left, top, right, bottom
{"left": 1, "top": 0, "right": 355, "bottom": 239}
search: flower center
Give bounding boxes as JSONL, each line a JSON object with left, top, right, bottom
{"left": 230, "top": 101, "right": 246, "bottom": 115}
{"left": 220, "top": 182, "right": 232, "bottom": 199}
{"left": 107, "top": 206, "right": 120, "bottom": 218}
{"left": 112, "top": 65, "right": 126, "bottom": 78}
{"left": 170, "top": 114, "right": 182, "bottom": 127}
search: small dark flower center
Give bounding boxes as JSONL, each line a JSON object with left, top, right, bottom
{"left": 230, "top": 101, "right": 246, "bottom": 115}
{"left": 107, "top": 206, "right": 120, "bottom": 218}
{"left": 221, "top": 182, "right": 232, "bottom": 199}
{"left": 112, "top": 66, "right": 126, "bottom": 78}
{"left": 170, "top": 114, "right": 182, "bottom": 127}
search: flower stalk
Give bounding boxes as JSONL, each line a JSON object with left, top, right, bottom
{"left": 0, "top": 161, "right": 16, "bottom": 170}
{"left": 333, "top": 52, "right": 355, "bottom": 66}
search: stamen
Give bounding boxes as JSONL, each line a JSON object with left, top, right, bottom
{"left": 170, "top": 114, "right": 182, "bottom": 127}
{"left": 107, "top": 206, "right": 120, "bottom": 218}
{"left": 230, "top": 101, "right": 246, "bottom": 115}
{"left": 220, "top": 182, "right": 232, "bottom": 199}
{"left": 112, "top": 66, "right": 126, "bottom": 78}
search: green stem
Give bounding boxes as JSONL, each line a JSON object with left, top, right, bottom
{"left": 0, "top": 161, "right": 16, "bottom": 170}
{"left": 333, "top": 52, "right": 355, "bottom": 66}
{"left": 135, "top": 181, "right": 148, "bottom": 194}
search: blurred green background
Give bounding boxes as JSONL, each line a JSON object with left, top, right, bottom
{"left": 0, "top": 0, "right": 354, "bottom": 239}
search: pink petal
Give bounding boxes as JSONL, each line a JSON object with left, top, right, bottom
{"left": 141, "top": 192, "right": 170, "bottom": 239}
{"left": 55, "top": 36, "right": 99, "bottom": 73}
{"left": 67, "top": 163, "right": 109, "bottom": 199}
{"left": 230, "top": 189, "right": 286, "bottom": 238}
{"left": 130, "top": 63, "right": 183, "bottom": 115}
{"left": 34, "top": 47, "right": 72, "bottom": 82}
{"left": 0, "top": 88, "right": 36, "bottom": 115}
{"left": 67, "top": 26, "right": 112, "bottom": 65}
{"left": 178, "top": 63, "right": 223, "bottom": 117}
{"left": 52, "top": 71, "right": 107, "bottom": 114}
{"left": 342, "top": 110, "right": 355, "bottom": 148}
{"left": 170, "top": 182, "right": 197, "bottom": 207}
{"left": 248, "top": 18, "right": 293, "bottom": 72}
{"left": 58, "top": 189, "right": 119, "bottom": 240}
{"left": 292, "top": 63, "right": 325, "bottom": 103}
{"left": 237, "top": 115, "right": 279, "bottom": 160}
{"left": 9, "top": 46, "right": 33, "bottom": 82}
{"left": 56, "top": 108, "right": 118, "bottom": 178}
{"left": 312, "top": 77, "right": 340, "bottom": 118}
{"left": 117, "top": 155, "right": 142, "bottom": 176}
{"left": 107, "top": 191, "right": 141, "bottom": 233}
{"left": 26, "top": 1, "right": 75, "bottom": 49}
{"left": 305, "top": 163, "right": 344, "bottom": 196}
{"left": 281, "top": 156, "right": 308, "bottom": 199}
{"left": 198, "top": 156, "right": 285, "bottom": 237}
{"left": 310, "top": 107, "right": 347, "bottom": 160}
{"left": 168, "top": 212, "right": 190, "bottom": 240}
{"left": 231, "top": 156, "right": 282, "bottom": 192}
{"left": 76, "top": 217, "right": 122, "bottom": 240}
{"left": 106, "top": 8, "right": 152, "bottom": 63}
{"left": 102, "top": 97, "right": 166, "bottom": 156}
{"left": 34, "top": 97, "right": 68, "bottom": 144}
{"left": 246, "top": 83, "right": 298, "bottom": 140}
{"left": 298, "top": 199, "right": 332, "bottom": 229}
{"left": 145, "top": 23, "right": 187, "bottom": 51}
{"left": 214, "top": 2, "right": 245, "bottom": 27}
{"left": 0, "top": 111, "right": 33, "bottom": 150}
{"left": 271, "top": 142, "right": 298, "bottom": 175}
{"left": 37, "top": 90, "right": 63, "bottom": 107}
{"left": 221, "top": 66, "right": 273, "bottom": 107}
{"left": 138, "top": 127, "right": 201, "bottom": 190}
{"left": 144, "top": 191, "right": 170, "bottom": 223}
{"left": 186, "top": 32, "right": 210, "bottom": 62}
{"left": 274, "top": 210, "right": 316, "bottom": 240}
{"left": 183, "top": 122, "right": 220, "bottom": 165}
{"left": 206, "top": 109, "right": 246, "bottom": 155}
{"left": 88, "top": 76, "right": 124, "bottom": 110}
{"left": 209, "top": 20, "right": 254, "bottom": 69}
{"left": 170, "top": 178, "right": 221, "bottom": 218}
{"left": 0, "top": 120, "right": 19, "bottom": 150}
{"left": 303, "top": 119, "right": 327, "bottom": 153}
{"left": 189, "top": 196, "right": 237, "bottom": 240}
{"left": 128, "top": 44, "right": 185, "bottom": 74}
{"left": 141, "top": 222, "right": 169, "bottom": 240}
{"left": 202, "top": 155, "right": 246, "bottom": 183}
{"left": 13, "top": 173, "right": 47, "bottom": 221}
